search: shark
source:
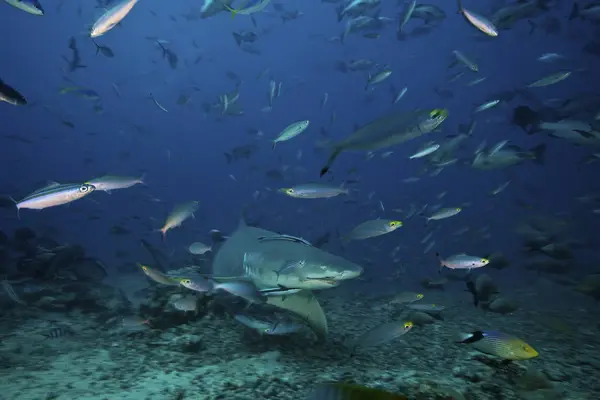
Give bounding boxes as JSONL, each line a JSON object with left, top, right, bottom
{"left": 211, "top": 219, "right": 363, "bottom": 339}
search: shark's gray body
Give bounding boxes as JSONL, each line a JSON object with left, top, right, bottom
{"left": 212, "top": 219, "right": 363, "bottom": 339}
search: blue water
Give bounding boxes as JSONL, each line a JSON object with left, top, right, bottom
{"left": 1, "top": 0, "right": 599, "bottom": 397}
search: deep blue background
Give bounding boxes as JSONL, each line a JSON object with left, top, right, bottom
{"left": 0, "top": 0, "right": 597, "bottom": 284}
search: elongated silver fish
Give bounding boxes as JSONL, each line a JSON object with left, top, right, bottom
{"left": 15, "top": 182, "right": 95, "bottom": 214}
{"left": 278, "top": 183, "right": 349, "bottom": 199}
{"left": 348, "top": 321, "right": 413, "bottom": 354}
{"left": 343, "top": 219, "right": 402, "bottom": 241}
{"left": 257, "top": 234, "right": 312, "bottom": 246}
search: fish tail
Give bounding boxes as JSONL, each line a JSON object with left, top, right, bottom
{"left": 527, "top": 20, "right": 536, "bottom": 35}
{"left": 9, "top": 197, "right": 19, "bottom": 219}
{"left": 319, "top": 147, "right": 342, "bottom": 177}
{"left": 569, "top": 3, "right": 580, "bottom": 20}
{"left": 139, "top": 172, "right": 147, "bottom": 186}
{"left": 272, "top": 141, "right": 277, "bottom": 151}
{"left": 224, "top": 4, "right": 238, "bottom": 19}
{"left": 435, "top": 252, "right": 444, "bottom": 273}
{"left": 457, "top": 330, "right": 484, "bottom": 343}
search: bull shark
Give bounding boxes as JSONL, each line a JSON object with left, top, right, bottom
{"left": 211, "top": 218, "right": 363, "bottom": 339}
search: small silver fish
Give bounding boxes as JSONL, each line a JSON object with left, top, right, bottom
{"left": 180, "top": 277, "right": 214, "bottom": 293}
{"left": 258, "top": 234, "right": 312, "bottom": 246}
{"left": 424, "top": 207, "right": 462, "bottom": 222}
{"left": 436, "top": 252, "right": 489, "bottom": 272}
{"left": 16, "top": 182, "right": 96, "bottom": 213}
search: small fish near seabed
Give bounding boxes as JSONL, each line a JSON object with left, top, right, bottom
{"left": 347, "top": 321, "right": 414, "bottom": 355}
{"left": 436, "top": 252, "right": 489, "bottom": 273}
{"left": 456, "top": 330, "right": 539, "bottom": 360}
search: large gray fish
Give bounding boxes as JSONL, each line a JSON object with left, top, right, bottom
{"left": 212, "top": 218, "right": 363, "bottom": 339}
{"left": 233, "top": 313, "right": 303, "bottom": 335}
{"left": 319, "top": 108, "right": 448, "bottom": 176}
{"left": 15, "top": 182, "right": 95, "bottom": 214}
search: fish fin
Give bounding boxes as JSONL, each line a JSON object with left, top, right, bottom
{"left": 272, "top": 141, "right": 276, "bottom": 150}
{"left": 138, "top": 172, "right": 147, "bottom": 186}
{"left": 569, "top": 3, "right": 580, "bottom": 20}
{"left": 105, "top": 190, "right": 112, "bottom": 195}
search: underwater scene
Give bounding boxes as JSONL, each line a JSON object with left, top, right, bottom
{"left": 1, "top": 0, "right": 599, "bottom": 399}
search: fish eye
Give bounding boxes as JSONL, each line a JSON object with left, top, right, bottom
{"left": 286, "top": 188, "right": 294, "bottom": 194}
{"left": 404, "top": 321, "right": 413, "bottom": 329}
{"left": 481, "top": 259, "right": 488, "bottom": 263}
{"left": 456, "top": 208, "right": 461, "bottom": 211}
{"left": 79, "top": 185, "right": 89, "bottom": 193}
{"left": 182, "top": 279, "right": 190, "bottom": 284}
{"left": 416, "top": 294, "right": 424, "bottom": 299}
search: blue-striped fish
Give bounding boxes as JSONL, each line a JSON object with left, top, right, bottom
{"left": 15, "top": 182, "right": 95, "bottom": 215}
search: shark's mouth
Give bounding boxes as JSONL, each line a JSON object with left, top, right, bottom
{"left": 303, "top": 277, "right": 340, "bottom": 286}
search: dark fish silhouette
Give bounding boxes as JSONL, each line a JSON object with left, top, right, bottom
{"left": 465, "top": 280, "right": 479, "bottom": 307}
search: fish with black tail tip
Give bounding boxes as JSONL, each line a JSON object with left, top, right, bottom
{"left": 456, "top": 330, "right": 538, "bottom": 360}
